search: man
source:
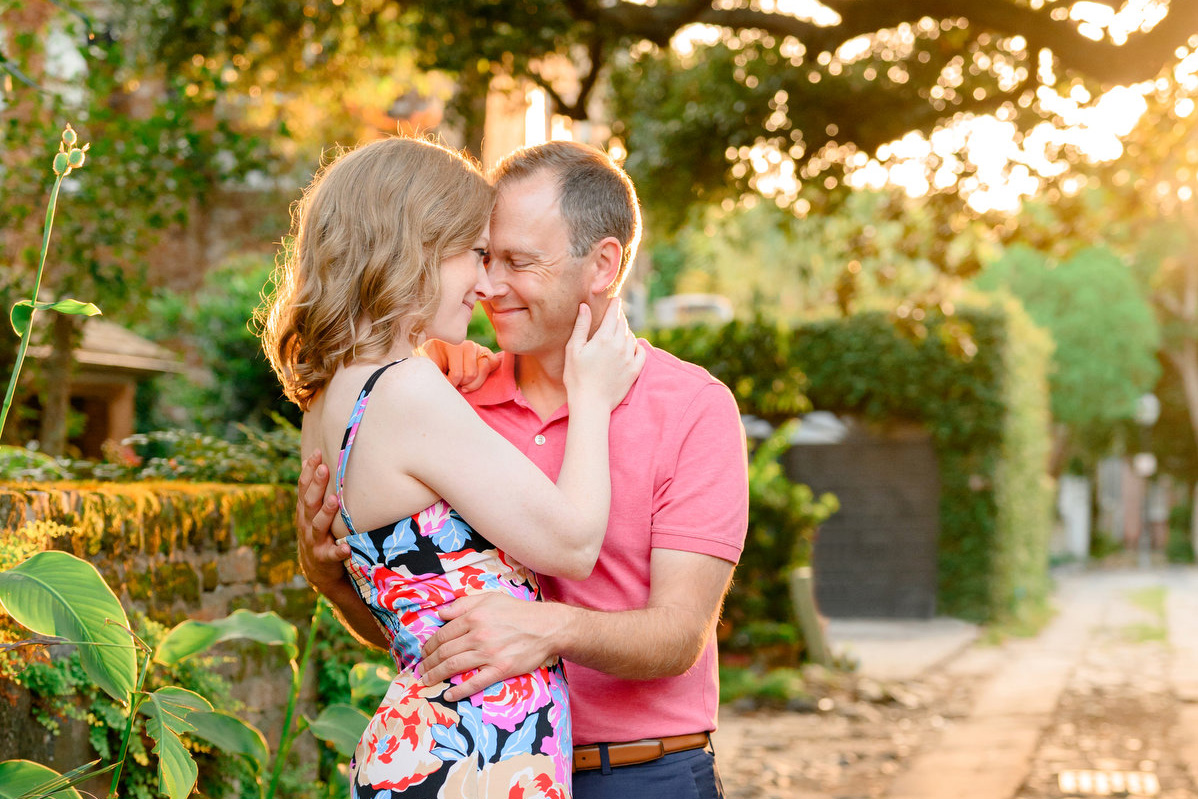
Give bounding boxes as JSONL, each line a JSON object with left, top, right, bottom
{"left": 297, "top": 140, "right": 748, "bottom": 798}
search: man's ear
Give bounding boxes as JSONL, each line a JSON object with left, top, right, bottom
{"left": 588, "top": 237, "right": 623, "bottom": 296}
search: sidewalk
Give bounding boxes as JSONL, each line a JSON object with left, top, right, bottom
{"left": 824, "top": 616, "right": 979, "bottom": 682}
{"left": 887, "top": 565, "right": 1198, "bottom": 799}
{"left": 713, "top": 564, "right": 1198, "bottom": 799}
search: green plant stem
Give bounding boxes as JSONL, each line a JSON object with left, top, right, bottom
{"left": 264, "top": 600, "right": 327, "bottom": 799}
{"left": 108, "top": 648, "right": 151, "bottom": 799}
{"left": 0, "top": 173, "right": 64, "bottom": 436}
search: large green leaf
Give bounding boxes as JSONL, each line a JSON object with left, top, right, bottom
{"left": 10, "top": 298, "right": 101, "bottom": 337}
{"left": 306, "top": 704, "right": 370, "bottom": 758}
{"left": 140, "top": 686, "right": 210, "bottom": 799}
{"left": 188, "top": 710, "right": 270, "bottom": 772}
{"left": 4, "top": 759, "right": 116, "bottom": 799}
{"left": 0, "top": 551, "right": 136, "bottom": 703}
{"left": 154, "top": 609, "right": 298, "bottom": 665}
{"left": 0, "top": 760, "right": 81, "bottom": 799}
{"left": 349, "top": 662, "right": 395, "bottom": 705}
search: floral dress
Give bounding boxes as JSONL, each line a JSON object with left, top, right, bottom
{"left": 337, "top": 361, "right": 572, "bottom": 799}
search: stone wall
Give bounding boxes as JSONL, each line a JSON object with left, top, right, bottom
{"left": 0, "top": 482, "right": 329, "bottom": 790}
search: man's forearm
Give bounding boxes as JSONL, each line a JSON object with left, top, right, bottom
{"left": 319, "top": 576, "right": 390, "bottom": 651}
{"left": 546, "top": 601, "right": 715, "bottom": 680}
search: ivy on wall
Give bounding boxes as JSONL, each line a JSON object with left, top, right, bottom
{"left": 650, "top": 297, "right": 1054, "bottom": 623}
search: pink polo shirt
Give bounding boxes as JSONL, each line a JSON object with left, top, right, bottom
{"left": 466, "top": 340, "right": 749, "bottom": 745}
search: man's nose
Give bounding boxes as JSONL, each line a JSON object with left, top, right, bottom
{"left": 483, "top": 264, "right": 510, "bottom": 299}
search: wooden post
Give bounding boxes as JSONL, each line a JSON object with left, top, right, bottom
{"left": 789, "top": 565, "right": 832, "bottom": 666}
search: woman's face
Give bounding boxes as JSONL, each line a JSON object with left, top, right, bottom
{"left": 426, "top": 223, "right": 493, "bottom": 344}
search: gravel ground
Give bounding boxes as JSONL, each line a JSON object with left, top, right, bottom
{"left": 715, "top": 666, "right": 982, "bottom": 799}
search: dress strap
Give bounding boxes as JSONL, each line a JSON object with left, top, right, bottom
{"left": 335, "top": 359, "right": 408, "bottom": 535}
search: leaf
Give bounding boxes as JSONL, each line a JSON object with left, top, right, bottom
{"left": 0, "top": 551, "right": 137, "bottom": 703}
{"left": 305, "top": 704, "right": 371, "bottom": 757}
{"left": 187, "top": 710, "right": 270, "bottom": 772}
{"left": 155, "top": 609, "right": 298, "bottom": 665}
{"left": 9, "top": 298, "right": 101, "bottom": 336}
{"left": 10, "top": 302, "right": 32, "bottom": 337}
{"left": 46, "top": 298, "right": 101, "bottom": 318}
{"left": 0, "top": 760, "right": 81, "bottom": 799}
{"left": 141, "top": 686, "right": 211, "bottom": 799}
{"left": 348, "top": 662, "right": 395, "bottom": 705}
{"left": 3, "top": 759, "right": 117, "bottom": 799}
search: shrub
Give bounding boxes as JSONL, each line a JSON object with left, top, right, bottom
{"left": 650, "top": 297, "right": 1054, "bottom": 624}
{"left": 140, "top": 253, "right": 299, "bottom": 436}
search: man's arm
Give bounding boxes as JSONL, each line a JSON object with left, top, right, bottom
{"left": 420, "top": 548, "right": 734, "bottom": 701}
{"left": 421, "top": 379, "right": 748, "bottom": 702}
{"left": 296, "top": 452, "right": 389, "bottom": 651}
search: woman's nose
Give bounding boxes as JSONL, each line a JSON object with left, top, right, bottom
{"left": 474, "top": 262, "right": 495, "bottom": 298}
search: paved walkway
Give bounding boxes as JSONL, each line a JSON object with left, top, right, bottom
{"left": 714, "top": 564, "right": 1198, "bottom": 799}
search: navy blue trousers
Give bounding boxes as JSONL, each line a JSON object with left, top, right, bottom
{"left": 573, "top": 746, "right": 724, "bottom": 799}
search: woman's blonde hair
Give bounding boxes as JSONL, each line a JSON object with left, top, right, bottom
{"left": 259, "top": 136, "right": 494, "bottom": 410}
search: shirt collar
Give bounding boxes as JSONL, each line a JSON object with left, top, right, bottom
{"left": 471, "top": 341, "right": 650, "bottom": 410}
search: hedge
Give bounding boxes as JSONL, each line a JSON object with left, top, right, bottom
{"left": 648, "top": 296, "right": 1054, "bottom": 623}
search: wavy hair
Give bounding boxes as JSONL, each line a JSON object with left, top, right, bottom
{"left": 259, "top": 137, "right": 494, "bottom": 409}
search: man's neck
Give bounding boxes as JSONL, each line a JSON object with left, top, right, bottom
{"left": 514, "top": 352, "right": 568, "bottom": 421}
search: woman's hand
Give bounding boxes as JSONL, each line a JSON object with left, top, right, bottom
{"left": 421, "top": 339, "right": 502, "bottom": 393}
{"left": 564, "top": 299, "right": 645, "bottom": 411}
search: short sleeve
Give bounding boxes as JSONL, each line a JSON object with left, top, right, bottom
{"left": 650, "top": 382, "right": 749, "bottom": 563}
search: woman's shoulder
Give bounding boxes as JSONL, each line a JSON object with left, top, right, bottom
{"left": 337, "top": 357, "right": 466, "bottom": 418}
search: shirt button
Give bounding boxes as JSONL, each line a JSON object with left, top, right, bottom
{"left": 534, "top": 434, "right": 546, "bottom": 446}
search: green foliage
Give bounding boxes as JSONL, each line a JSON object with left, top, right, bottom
{"left": 141, "top": 687, "right": 211, "bottom": 799}
{"left": 156, "top": 610, "right": 299, "bottom": 666}
{"left": 0, "top": 423, "right": 301, "bottom": 485}
{"left": 727, "top": 424, "right": 838, "bottom": 662}
{"left": 975, "top": 244, "right": 1160, "bottom": 447}
{"left": 0, "top": 483, "right": 294, "bottom": 567}
{"left": 1167, "top": 502, "right": 1195, "bottom": 564}
{"left": 609, "top": 29, "right": 986, "bottom": 231}
{"left": 653, "top": 303, "right": 1054, "bottom": 624}
{"left": 0, "top": 124, "right": 99, "bottom": 441}
{"left": 0, "top": 760, "right": 84, "bottom": 799}
{"left": 656, "top": 192, "right": 994, "bottom": 319}
{"left": 0, "top": 551, "right": 136, "bottom": 702}
{"left": 0, "top": 445, "right": 71, "bottom": 481}
{"left": 797, "top": 301, "right": 1053, "bottom": 621}
{"left": 648, "top": 316, "right": 810, "bottom": 424}
{"left": 141, "top": 254, "right": 301, "bottom": 436}
{"left": 1, "top": 9, "right": 273, "bottom": 450}
{"left": 718, "top": 665, "right": 810, "bottom": 708}
{"left": 1089, "top": 528, "right": 1124, "bottom": 560}
{"left": 0, "top": 552, "right": 363, "bottom": 799}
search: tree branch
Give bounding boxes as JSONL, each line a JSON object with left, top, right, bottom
{"left": 597, "top": 0, "right": 1198, "bottom": 86}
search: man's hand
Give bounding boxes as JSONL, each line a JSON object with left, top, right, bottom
{"left": 421, "top": 339, "right": 501, "bottom": 393}
{"left": 296, "top": 450, "right": 351, "bottom": 593}
{"left": 296, "top": 451, "right": 390, "bottom": 651}
{"left": 420, "top": 593, "right": 557, "bottom": 701}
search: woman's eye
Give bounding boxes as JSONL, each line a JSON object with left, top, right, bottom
{"left": 472, "top": 248, "right": 491, "bottom": 267}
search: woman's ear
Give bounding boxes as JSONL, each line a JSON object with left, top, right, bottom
{"left": 589, "top": 237, "right": 623, "bottom": 296}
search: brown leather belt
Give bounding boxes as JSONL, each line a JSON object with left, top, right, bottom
{"left": 573, "top": 732, "right": 711, "bottom": 771}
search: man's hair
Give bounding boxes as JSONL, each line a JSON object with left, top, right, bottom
{"left": 259, "top": 136, "right": 494, "bottom": 409}
{"left": 491, "top": 140, "right": 642, "bottom": 295}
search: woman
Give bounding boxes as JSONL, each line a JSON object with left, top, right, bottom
{"left": 260, "top": 136, "right": 643, "bottom": 798}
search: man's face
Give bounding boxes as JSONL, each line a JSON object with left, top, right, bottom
{"left": 484, "top": 172, "right": 592, "bottom": 358}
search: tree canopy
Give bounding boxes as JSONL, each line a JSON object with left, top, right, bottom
{"left": 102, "top": 1, "right": 1198, "bottom": 225}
